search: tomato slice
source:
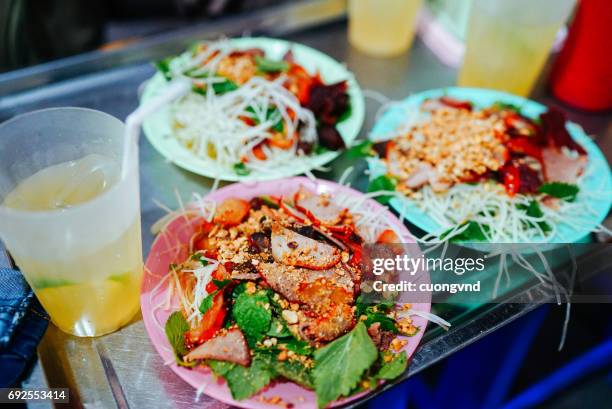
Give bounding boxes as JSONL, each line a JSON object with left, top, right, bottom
{"left": 186, "top": 291, "right": 226, "bottom": 345}
{"left": 502, "top": 165, "right": 520, "bottom": 196}
{"left": 439, "top": 96, "right": 473, "bottom": 111}
{"left": 376, "top": 229, "right": 399, "bottom": 244}
{"left": 506, "top": 137, "right": 542, "bottom": 160}
{"left": 268, "top": 132, "right": 295, "bottom": 150}
{"left": 252, "top": 143, "right": 267, "bottom": 160}
{"left": 213, "top": 198, "right": 250, "bottom": 227}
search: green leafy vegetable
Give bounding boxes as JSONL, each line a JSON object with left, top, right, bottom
{"left": 213, "top": 79, "right": 239, "bottom": 94}
{"left": 182, "top": 66, "right": 209, "bottom": 78}
{"left": 255, "top": 55, "right": 289, "bottom": 73}
{"left": 209, "top": 350, "right": 313, "bottom": 398}
{"left": 193, "top": 80, "right": 239, "bottom": 96}
{"left": 278, "top": 337, "right": 314, "bottom": 356}
{"left": 517, "top": 200, "right": 551, "bottom": 233}
{"left": 337, "top": 103, "right": 352, "bottom": 123}
{"left": 538, "top": 182, "right": 579, "bottom": 202}
{"left": 155, "top": 57, "right": 174, "bottom": 81}
{"left": 367, "top": 175, "right": 397, "bottom": 205}
{"left": 274, "top": 358, "right": 314, "bottom": 389}
{"left": 440, "top": 221, "right": 490, "bottom": 242}
{"left": 208, "top": 354, "right": 274, "bottom": 400}
{"left": 314, "top": 144, "right": 331, "bottom": 155}
{"left": 267, "top": 318, "right": 292, "bottom": 338}
{"left": 346, "top": 140, "right": 374, "bottom": 158}
{"left": 493, "top": 101, "right": 522, "bottom": 113}
{"left": 375, "top": 351, "right": 408, "bottom": 380}
{"left": 355, "top": 298, "right": 399, "bottom": 334}
{"left": 232, "top": 290, "right": 272, "bottom": 344}
{"left": 212, "top": 279, "right": 232, "bottom": 289}
{"left": 313, "top": 322, "right": 378, "bottom": 408}
{"left": 164, "top": 312, "right": 195, "bottom": 367}
{"left": 199, "top": 290, "right": 219, "bottom": 314}
{"left": 190, "top": 253, "right": 209, "bottom": 265}
{"left": 246, "top": 106, "right": 284, "bottom": 132}
{"left": 233, "top": 162, "right": 251, "bottom": 176}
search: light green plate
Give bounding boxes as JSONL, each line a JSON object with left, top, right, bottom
{"left": 141, "top": 37, "right": 365, "bottom": 181}
{"left": 368, "top": 87, "right": 612, "bottom": 243}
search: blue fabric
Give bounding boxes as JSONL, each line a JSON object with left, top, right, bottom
{"left": 0, "top": 268, "right": 49, "bottom": 387}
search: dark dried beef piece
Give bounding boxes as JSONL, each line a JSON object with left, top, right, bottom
{"left": 317, "top": 126, "right": 345, "bottom": 151}
{"left": 306, "top": 81, "right": 349, "bottom": 126}
{"left": 517, "top": 164, "right": 542, "bottom": 194}
{"left": 539, "top": 108, "right": 586, "bottom": 154}
{"left": 372, "top": 141, "right": 389, "bottom": 157}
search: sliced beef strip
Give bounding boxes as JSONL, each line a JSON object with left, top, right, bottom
{"left": 271, "top": 225, "right": 341, "bottom": 270}
{"left": 184, "top": 328, "right": 250, "bottom": 366}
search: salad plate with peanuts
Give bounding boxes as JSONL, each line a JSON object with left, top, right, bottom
{"left": 141, "top": 37, "right": 364, "bottom": 182}
{"left": 141, "top": 177, "right": 433, "bottom": 409}
{"left": 365, "top": 88, "right": 611, "bottom": 244}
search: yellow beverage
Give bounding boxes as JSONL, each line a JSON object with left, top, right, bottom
{"left": 349, "top": 0, "right": 423, "bottom": 57}
{"left": 458, "top": 0, "right": 576, "bottom": 96}
{"left": 3, "top": 154, "right": 143, "bottom": 336}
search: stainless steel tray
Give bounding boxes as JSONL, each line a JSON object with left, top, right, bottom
{"left": 1, "top": 1, "right": 610, "bottom": 408}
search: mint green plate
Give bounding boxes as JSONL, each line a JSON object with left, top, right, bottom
{"left": 368, "top": 87, "right": 612, "bottom": 243}
{"left": 141, "top": 37, "right": 365, "bottom": 181}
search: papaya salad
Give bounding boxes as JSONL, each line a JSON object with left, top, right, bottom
{"left": 155, "top": 39, "right": 351, "bottom": 177}
{"left": 155, "top": 187, "right": 434, "bottom": 408}
{"left": 371, "top": 96, "right": 605, "bottom": 242}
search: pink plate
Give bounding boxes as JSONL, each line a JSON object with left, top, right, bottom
{"left": 141, "top": 177, "right": 431, "bottom": 409}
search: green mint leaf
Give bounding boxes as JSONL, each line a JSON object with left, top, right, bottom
{"left": 355, "top": 299, "right": 399, "bottom": 333}
{"left": 208, "top": 353, "right": 275, "bottom": 400}
{"left": 313, "top": 322, "right": 378, "bottom": 408}
{"left": 233, "top": 162, "right": 251, "bottom": 176}
{"left": 199, "top": 290, "right": 219, "bottom": 314}
{"left": 232, "top": 290, "right": 272, "bottom": 345}
{"left": 165, "top": 311, "right": 189, "bottom": 358}
{"left": 517, "top": 200, "right": 551, "bottom": 233}
{"left": 255, "top": 55, "right": 289, "bottom": 73}
{"left": 274, "top": 358, "right": 314, "bottom": 389}
{"left": 278, "top": 337, "right": 314, "bottom": 356}
{"left": 375, "top": 351, "right": 408, "bottom": 380}
{"left": 346, "top": 140, "right": 374, "bottom": 158}
{"left": 441, "top": 221, "right": 490, "bottom": 242}
{"left": 367, "top": 175, "right": 397, "bottom": 205}
{"left": 538, "top": 182, "right": 579, "bottom": 202}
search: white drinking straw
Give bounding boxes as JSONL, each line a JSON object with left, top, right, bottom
{"left": 121, "top": 79, "right": 191, "bottom": 179}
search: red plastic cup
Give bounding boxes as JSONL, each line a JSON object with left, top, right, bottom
{"left": 550, "top": 0, "right": 612, "bottom": 111}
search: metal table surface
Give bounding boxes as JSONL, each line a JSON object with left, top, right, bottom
{"left": 0, "top": 1, "right": 610, "bottom": 408}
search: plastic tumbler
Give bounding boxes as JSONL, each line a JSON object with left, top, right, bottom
{"left": 458, "top": 0, "right": 576, "bottom": 96}
{"left": 348, "top": 0, "right": 423, "bottom": 57}
{"left": 0, "top": 108, "right": 143, "bottom": 337}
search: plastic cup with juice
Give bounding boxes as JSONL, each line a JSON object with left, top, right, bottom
{"left": 348, "top": 0, "right": 423, "bottom": 57}
{"left": 458, "top": 0, "right": 576, "bottom": 96}
{"left": 0, "top": 108, "right": 143, "bottom": 337}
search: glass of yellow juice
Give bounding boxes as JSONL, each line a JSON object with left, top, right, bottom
{"left": 458, "top": 0, "right": 576, "bottom": 96}
{"left": 0, "top": 108, "right": 143, "bottom": 337}
{"left": 348, "top": 0, "right": 423, "bottom": 57}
